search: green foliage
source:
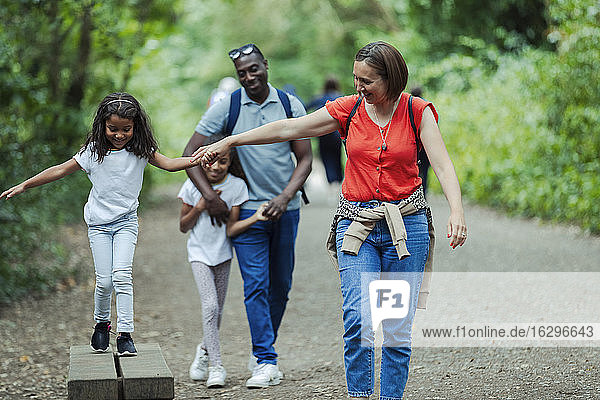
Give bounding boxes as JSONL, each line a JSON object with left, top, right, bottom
{"left": 424, "top": 0, "right": 600, "bottom": 233}
{"left": 406, "top": 0, "right": 550, "bottom": 57}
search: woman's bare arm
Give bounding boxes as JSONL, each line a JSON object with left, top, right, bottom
{"left": 420, "top": 107, "right": 467, "bottom": 248}
{"left": 195, "top": 107, "right": 339, "bottom": 164}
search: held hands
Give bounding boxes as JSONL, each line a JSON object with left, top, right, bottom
{"left": 447, "top": 210, "right": 467, "bottom": 249}
{"left": 192, "top": 137, "right": 232, "bottom": 167}
{"left": 0, "top": 183, "right": 26, "bottom": 200}
{"left": 263, "top": 193, "right": 291, "bottom": 221}
{"left": 253, "top": 203, "right": 270, "bottom": 222}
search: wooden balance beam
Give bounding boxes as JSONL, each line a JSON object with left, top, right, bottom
{"left": 68, "top": 343, "right": 174, "bottom": 400}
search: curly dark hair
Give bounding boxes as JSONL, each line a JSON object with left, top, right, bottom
{"left": 81, "top": 92, "right": 158, "bottom": 162}
{"left": 204, "top": 133, "right": 247, "bottom": 184}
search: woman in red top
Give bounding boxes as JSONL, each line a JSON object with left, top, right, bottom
{"left": 197, "top": 41, "right": 466, "bottom": 399}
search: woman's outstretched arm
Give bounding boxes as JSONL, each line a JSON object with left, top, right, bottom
{"left": 195, "top": 107, "right": 339, "bottom": 165}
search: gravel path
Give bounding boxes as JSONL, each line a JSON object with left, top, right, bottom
{"left": 1, "top": 179, "right": 599, "bottom": 399}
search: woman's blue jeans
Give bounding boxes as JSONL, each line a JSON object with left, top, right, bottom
{"left": 336, "top": 207, "right": 429, "bottom": 400}
{"left": 87, "top": 212, "right": 138, "bottom": 333}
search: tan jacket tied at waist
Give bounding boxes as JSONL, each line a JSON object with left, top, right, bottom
{"left": 326, "top": 202, "right": 435, "bottom": 309}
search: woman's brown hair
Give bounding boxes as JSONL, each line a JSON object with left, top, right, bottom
{"left": 355, "top": 41, "right": 408, "bottom": 102}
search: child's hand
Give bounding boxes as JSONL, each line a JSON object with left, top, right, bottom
{"left": 194, "top": 197, "right": 207, "bottom": 210}
{"left": 0, "top": 184, "right": 25, "bottom": 200}
{"left": 253, "top": 203, "right": 269, "bottom": 221}
{"left": 189, "top": 155, "right": 203, "bottom": 167}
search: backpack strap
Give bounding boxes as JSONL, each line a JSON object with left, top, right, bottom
{"left": 224, "top": 88, "right": 242, "bottom": 136}
{"left": 276, "top": 88, "right": 293, "bottom": 119}
{"left": 408, "top": 95, "right": 423, "bottom": 164}
{"left": 408, "top": 95, "right": 417, "bottom": 139}
{"left": 277, "top": 88, "right": 310, "bottom": 204}
{"left": 341, "top": 95, "right": 363, "bottom": 156}
{"left": 408, "top": 94, "right": 417, "bottom": 139}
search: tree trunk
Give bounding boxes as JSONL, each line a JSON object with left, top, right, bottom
{"left": 65, "top": 4, "right": 92, "bottom": 109}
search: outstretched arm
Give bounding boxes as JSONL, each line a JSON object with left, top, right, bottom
{"left": 420, "top": 107, "right": 467, "bottom": 248}
{"left": 183, "top": 132, "right": 229, "bottom": 226}
{"left": 148, "top": 152, "right": 201, "bottom": 172}
{"left": 195, "top": 107, "right": 339, "bottom": 165}
{"left": 0, "top": 158, "right": 81, "bottom": 199}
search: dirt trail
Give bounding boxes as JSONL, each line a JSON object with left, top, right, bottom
{"left": 1, "top": 180, "right": 599, "bottom": 399}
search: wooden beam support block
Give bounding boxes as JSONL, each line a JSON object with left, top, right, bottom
{"left": 68, "top": 345, "right": 119, "bottom": 400}
{"left": 118, "top": 343, "right": 174, "bottom": 400}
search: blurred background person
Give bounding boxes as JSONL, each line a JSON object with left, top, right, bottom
{"left": 307, "top": 77, "right": 343, "bottom": 193}
{"left": 208, "top": 76, "right": 239, "bottom": 107}
{"left": 283, "top": 83, "right": 306, "bottom": 108}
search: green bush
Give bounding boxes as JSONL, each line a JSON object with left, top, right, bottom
{"left": 0, "top": 133, "right": 90, "bottom": 304}
{"left": 426, "top": 41, "right": 599, "bottom": 232}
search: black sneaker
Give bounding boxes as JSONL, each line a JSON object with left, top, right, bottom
{"left": 117, "top": 333, "right": 137, "bottom": 357}
{"left": 90, "top": 321, "right": 111, "bottom": 352}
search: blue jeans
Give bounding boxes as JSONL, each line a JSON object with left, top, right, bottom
{"left": 87, "top": 212, "right": 138, "bottom": 333}
{"left": 336, "top": 206, "right": 429, "bottom": 400}
{"left": 232, "top": 208, "right": 300, "bottom": 365}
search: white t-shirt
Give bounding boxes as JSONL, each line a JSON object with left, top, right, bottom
{"left": 74, "top": 147, "right": 148, "bottom": 226}
{"left": 177, "top": 174, "right": 249, "bottom": 265}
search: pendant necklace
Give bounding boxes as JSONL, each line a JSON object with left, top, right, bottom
{"left": 373, "top": 98, "right": 399, "bottom": 151}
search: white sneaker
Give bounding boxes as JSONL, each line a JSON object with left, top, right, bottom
{"left": 206, "top": 365, "right": 226, "bottom": 388}
{"left": 189, "top": 344, "right": 208, "bottom": 381}
{"left": 248, "top": 355, "right": 284, "bottom": 379}
{"left": 247, "top": 354, "right": 258, "bottom": 371}
{"left": 246, "top": 363, "right": 282, "bottom": 388}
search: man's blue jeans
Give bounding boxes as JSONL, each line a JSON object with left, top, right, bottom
{"left": 336, "top": 208, "right": 429, "bottom": 400}
{"left": 232, "top": 208, "right": 300, "bottom": 365}
{"left": 87, "top": 211, "right": 138, "bottom": 333}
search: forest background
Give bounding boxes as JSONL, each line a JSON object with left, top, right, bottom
{"left": 1, "top": 0, "right": 598, "bottom": 303}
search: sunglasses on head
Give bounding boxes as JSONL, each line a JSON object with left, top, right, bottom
{"left": 228, "top": 43, "right": 258, "bottom": 60}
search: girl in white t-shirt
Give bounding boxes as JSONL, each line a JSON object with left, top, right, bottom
{"left": 178, "top": 136, "right": 267, "bottom": 388}
{"left": 0, "top": 92, "right": 202, "bottom": 357}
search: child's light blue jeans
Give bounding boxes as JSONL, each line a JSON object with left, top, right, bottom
{"left": 87, "top": 211, "right": 138, "bottom": 332}
{"left": 336, "top": 206, "right": 429, "bottom": 400}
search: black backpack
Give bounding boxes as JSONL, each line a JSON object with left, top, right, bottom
{"left": 224, "top": 88, "right": 309, "bottom": 204}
